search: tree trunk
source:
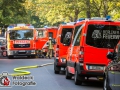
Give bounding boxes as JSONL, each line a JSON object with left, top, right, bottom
{"left": 74, "top": 9, "right": 79, "bottom": 22}
{"left": 103, "top": 0, "right": 108, "bottom": 17}
{"left": 86, "top": 0, "right": 91, "bottom": 18}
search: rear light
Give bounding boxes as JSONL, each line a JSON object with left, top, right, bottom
{"left": 57, "top": 45, "right": 59, "bottom": 48}
{"left": 56, "top": 51, "right": 59, "bottom": 57}
{"left": 79, "top": 46, "right": 84, "bottom": 62}
{"left": 56, "top": 45, "right": 59, "bottom": 57}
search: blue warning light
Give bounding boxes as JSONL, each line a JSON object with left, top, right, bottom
{"left": 106, "top": 15, "right": 111, "bottom": 20}
{"left": 8, "top": 26, "right": 14, "bottom": 28}
{"left": 76, "top": 18, "right": 85, "bottom": 23}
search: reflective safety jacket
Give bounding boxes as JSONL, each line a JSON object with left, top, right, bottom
{"left": 48, "top": 40, "right": 53, "bottom": 49}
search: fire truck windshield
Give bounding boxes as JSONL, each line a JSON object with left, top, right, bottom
{"left": 9, "top": 30, "right": 33, "bottom": 40}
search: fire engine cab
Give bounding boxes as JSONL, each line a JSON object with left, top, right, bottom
{"left": 6, "top": 24, "right": 37, "bottom": 59}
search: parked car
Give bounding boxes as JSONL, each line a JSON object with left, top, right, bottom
{"left": 103, "top": 41, "right": 120, "bottom": 90}
{"left": 54, "top": 24, "right": 74, "bottom": 74}
{"left": 65, "top": 17, "right": 120, "bottom": 85}
{"left": 0, "top": 37, "right": 7, "bottom": 56}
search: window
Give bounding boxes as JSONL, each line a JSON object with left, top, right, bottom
{"left": 9, "top": 30, "right": 33, "bottom": 40}
{"left": 74, "top": 26, "right": 83, "bottom": 46}
{"left": 109, "top": 64, "right": 120, "bottom": 71}
{"left": 86, "top": 24, "right": 120, "bottom": 49}
{"left": 60, "top": 28, "right": 73, "bottom": 43}
{"left": 73, "top": 25, "right": 81, "bottom": 41}
{"left": 49, "top": 32, "right": 53, "bottom": 38}
{"left": 38, "top": 30, "right": 46, "bottom": 38}
{"left": 0, "top": 39, "right": 6, "bottom": 46}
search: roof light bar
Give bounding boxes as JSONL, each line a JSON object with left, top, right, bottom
{"left": 91, "top": 17, "right": 106, "bottom": 20}
{"left": 66, "top": 22, "right": 75, "bottom": 25}
{"left": 7, "top": 23, "right": 34, "bottom": 31}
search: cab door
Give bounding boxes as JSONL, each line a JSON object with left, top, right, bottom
{"left": 108, "top": 64, "right": 120, "bottom": 90}
{"left": 114, "top": 63, "right": 120, "bottom": 90}
{"left": 107, "top": 64, "right": 116, "bottom": 90}
{"left": 114, "top": 45, "right": 120, "bottom": 90}
{"left": 59, "top": 27, "right": 73, "bottom": 58}
{"left": 69, "top": 24, "right": 85, "bottom": 74}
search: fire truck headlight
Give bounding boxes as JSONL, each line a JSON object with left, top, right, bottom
{"left": 8, "top": 50, "right": 13, "bottom": 55}
{"left": 31, "top": 50, "right": 35, "bottom": 54}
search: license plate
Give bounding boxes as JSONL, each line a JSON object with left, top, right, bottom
{"left": 19, "top": 50, "right": 25, "bottom": 52}
{"left": 88, "top": 66, "right": 104, "bottom": 70}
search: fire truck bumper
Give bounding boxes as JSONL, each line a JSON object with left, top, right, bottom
{"left": 7, "top": 50, "right": 36, "bottom": 56}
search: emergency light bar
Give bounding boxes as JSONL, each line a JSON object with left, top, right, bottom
{"left": 76, "top": 16, "right": 112, "bottom": 23}
{"left": 17, "top": 23, "right": 26, "bottom": 27}
{"left": 28, "top": 26, "right": 34, "bottom": 29}
{"left": 7, "top": 24, "right": 34, "bottom": 31}
{"left": 66, "top": 22, "right": 76, "bottom": 25}
{"left": 90, "top": 17, "right": 106, "bottom": 20}
{"left": 16, "top": 23, "right": 32, "bottom": 26}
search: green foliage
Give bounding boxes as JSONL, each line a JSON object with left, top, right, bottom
{"left": 0, "top": 0, "right": 27, "bottom": 26}
{"left": 0, "top": 0, "right": 120, "bottom": 27}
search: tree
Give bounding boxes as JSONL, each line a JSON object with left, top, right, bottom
{"left": 0, "top": 0, "right": 27, "bottom": 25}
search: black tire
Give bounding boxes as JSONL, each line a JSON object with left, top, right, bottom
{"left": 8, "top": 56, "right": 13, "bottom": 59}
{"left": 54, "top": 62, "right": 60, "bottom": 74}
{"left": 74, "top": 70, "right": 82, "bottom": 85}
{"left": 65, "top": 67, "right": 72, "bottom": 79}
{"left": 31, "top": 55, "right": 36, "bottom": 58}
{"left": 103, "top": 77, "right": 111, "bottom": 90}
{"left": 54, "top": 70, "right": 59, "bottom": 74}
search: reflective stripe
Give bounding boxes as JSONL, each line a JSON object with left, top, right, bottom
{"left": 56, "top": 57, "right": 59, "bottom": 59}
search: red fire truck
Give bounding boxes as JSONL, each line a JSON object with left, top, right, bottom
{"left": 6, "top": 24, "right": 37, "bottom": 59}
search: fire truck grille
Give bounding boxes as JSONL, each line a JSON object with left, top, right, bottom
{"left": 18, "top": 52, "right": 27, "bottom": 54}
{"left": 13, "top": 44, "right": 30, "bottom": 48}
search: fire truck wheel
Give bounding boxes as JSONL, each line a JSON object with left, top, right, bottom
{"left": 74, "top": 69, "right": 82, "bottom": 85}
{"left": 54, "top": 69, "right": 60, "bottom": 74}
{"left": 8, "top": 56, "right": 13, "bottom": 59}
{"left": 65, "top": 67, "right": 72, "bottom": 79}
{"left": 31, "top": 56, "right": 36, "bottom": 58}
{"left": 54, "top": 63, "right": 60, "bottom": 74}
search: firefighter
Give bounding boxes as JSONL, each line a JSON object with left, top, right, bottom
{"left": 46, "top": 37, "right": 54, "bottom": 59}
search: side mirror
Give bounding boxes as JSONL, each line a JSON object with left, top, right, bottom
{"left": 107, "top": 52, "right": 114, "bottom": 60}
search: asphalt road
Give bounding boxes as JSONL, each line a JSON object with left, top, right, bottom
{"left": 0, "top": 57, "right": 103, "bottom": 90}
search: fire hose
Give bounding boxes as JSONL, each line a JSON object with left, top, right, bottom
{"left": 10, "top": 63, "right": 54, "bottom": 76}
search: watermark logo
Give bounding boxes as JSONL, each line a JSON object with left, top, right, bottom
{"left": 0, "top": 72, "right": 36, "bottom": 88}
{"left": 0, "top": 72, "right": 11, "bottom": 87}
{"left": 12, "top": 75, "right": 36, "bottom": 87}
{"left": 92, "top": 30, "right": 102, "bottom": 39}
